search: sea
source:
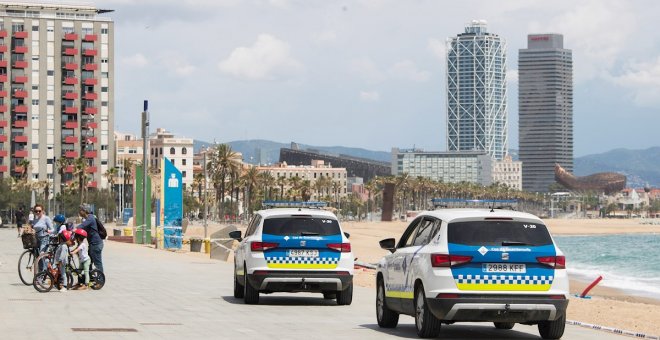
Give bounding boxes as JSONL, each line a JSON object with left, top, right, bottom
{"left": 553, "top": 233, "right": 660, "bottom": 300}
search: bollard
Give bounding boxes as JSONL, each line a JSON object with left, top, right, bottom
{"left": 580, "top": 275, "right": 603, "bottom": 298}
{"left": 204, "top": 239, "right": 211, "bottom": 254}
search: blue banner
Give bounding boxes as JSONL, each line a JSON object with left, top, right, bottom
{"left": 162, "top": 158, "right": 183, "bottom": 249}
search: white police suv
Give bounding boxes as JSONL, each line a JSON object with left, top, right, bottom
{"left": 376, "top": 209, "right": 569, "bottom": 339}
{"left": 230, "top": 208, "right": 354, "bottom": 305}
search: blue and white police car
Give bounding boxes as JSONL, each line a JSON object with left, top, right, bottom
{"left": 230, "top": 208, "right": 354, "bottom": 305}
{"left": 376, "top": 209, "right": 569, "bottom": 339}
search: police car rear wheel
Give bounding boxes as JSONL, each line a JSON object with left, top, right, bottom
{"left": 336, "top": 282, "right": 353, "bottom": 305}
{"left": 414, "top": 284, "right": 441, "bottom": 338}
{"left": 538, "top": 314, "right": 565, "bottom": 339}
{"left": 376, "top": 278, "right": 399, "bottom": 328}
{"left": 494, "top": 322, "right": 515, "bottom": 330}
{"left": 243, "top": 266, "right": 259, "bottom": 305}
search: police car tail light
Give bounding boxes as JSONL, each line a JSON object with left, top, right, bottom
{"left": 431, "top": 254, "right": 472, "bottom": 268}
{"left": 536, "top": 255, "right": 566, "bottom": 269}
{"left": 327, "top": 243, "right": 351, "bottom": 252}
{"left": 251, "top": 241, "right": 279, "bottom": 252}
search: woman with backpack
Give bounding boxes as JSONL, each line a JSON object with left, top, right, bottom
{"left": 76, "top": 204, "right": 104, "bottom": 273}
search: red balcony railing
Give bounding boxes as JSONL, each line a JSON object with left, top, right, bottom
{"left": 64, "top": 136, "right": 78, "bottom": 143}
{"left": 82, "top": 49, "right": 98, "bottom": 56}
{"left": 84, "top": 107, "right": 97, "bottom": 115}
{"left": 83, "top": 78, "right": 98, "bottom": 85}
{"left": 86, "top": 166, "right": 97, "bottom": 173}
{"left": 13, "top": 76, "right": 28, "bottom": 83}
{"left": 0, "top": 74, "right": 7, "bottom": 82}
{"left": 13, "top": 60, "right": 28, "bottom": 68}
{"left": 0, "top": 90, "right": 6, "bottom": 97}
{"left": 63, "top": 92, "right": 78, "bottom": 100}
{"left": 87, "top": 181, "right": 98, "bottom": 188}
{"left": 0, "top": 165, "right": 7, "bottom": 172}
{"left": 63, "top": 106, "right": 78, "bottom": 114}
{"left": 63, "top": 63, "right": 77, "bottom": 70}
{"left": 13, "top": 105, "right": 28, "bottom": 113}
{"left": 63, "top": 33, "right": 78, "bottom": 40}
{"left": 14, "top": 135, "right": 28, "bottom": 142}
{"left": 0, "top": 30, "right": 6, "bottom": 38}
{"left": 85, "top": 136, "right": 98, "bottom": 143}
{"left": 63, "top": 77, "right": 78, "bottom": 85}
{"left": 0, "top": 105, "right": 6, "bottom": 112}
{"left": 63, "top": 48, "right": 78, "bottom": 56}
{"left": 84, "top": 150, "right": 97, "bottom": 158}
{"left": 64, "top": 151, "right": 77, "bottom": 158}
{"left": 13, "top": 46, "right": 28, "bottom": 53}
{"left": 83, "top": 92, "right": 98, "bottom": 100}
{"left": 13, "top": 90, "right": 28, "bottom": 98}
{"left": 14, "top": 150, "right": 28, "bottom": 158}
{"left": 0, "top": 135, "right": 6, "bottom": 142}
{"left": 13, "top": 120, "right": 28, "bottom": 128}
{"left": 65, "top": 165, "right": 74, "bottom": 173}
{"left": 0, "top": 120, "right": 6, "bottom": 127}
{"left": 13, "top": 31, "right": 28, "bottom": 38}
{"left": 83, "top": 63, "right": 98, "bottom": 71}
{"left": 83, "top": 34, "right": 98, "bottom": 42}
{"left": 64, "top": 121, "right": 78, "bottom": 129}
{"left": 0, "top": 150, "right": 6, "bottom": 157}
{"left": 85, "top": 122, "right": 98, "bottom": 129}
{"left": 0, "top": 45, "right": 7, "bottom": 53}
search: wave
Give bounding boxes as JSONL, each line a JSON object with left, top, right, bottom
{"left": 568, "top": 263, "right": 660, "bottom": 299}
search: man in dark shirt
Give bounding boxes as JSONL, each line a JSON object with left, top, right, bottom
{"left": 77, "top": 204, "right": 104, "bottom": 273}
{"left": 15, "top": 207, "right": 25, "bottom": 237}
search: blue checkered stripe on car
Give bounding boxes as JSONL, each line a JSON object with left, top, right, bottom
{"left": 266, "top": 256, "right": 339, "bottom": 265}
{"left": 456, "top": 274, "right": 554, "bottom": 285}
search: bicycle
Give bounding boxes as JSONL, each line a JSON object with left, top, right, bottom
{"left": 33, "top": 258, "right": 73, "bottom": 293}
{"left": 32, "top": 236, "right": 60, "bottom": 279}
{"left": 17, "top": 246, "right": 38, "bottom": 286}
{"left": 66, "top": 252, "right": 105, "bottom": 290}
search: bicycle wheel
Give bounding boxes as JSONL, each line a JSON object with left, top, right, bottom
{"left": 90, "top": 269, "right": 105, "bottom": 290}
{"left": 18, "top": 250, "right": 35, "bottom": 286}
{"left": 34, "top": 253, "right": 52, "bottom": 278}
{"left": 33, "top": 271, "right": 54, "bottom": 293}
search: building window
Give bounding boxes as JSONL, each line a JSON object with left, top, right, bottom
{"left": 181, "top": 147, "right": 187, "bottom": 155}
{"left": 170, "top": 147, "right": 175, "bottom": 155}
{"left": 182, "top": 159, "right": 186, "bottom": 166}
{"left": 182, "top": 171, "right": 187, "bottom": 178}
{"left": 101, "top": 86, "right": 108, "bottom": 92}
{"left": 159, "top": 148, "right": 162, "bottom": 155}
{"left": 150, "top": 148, "right": 154, "bottom": 155}
{"left": 47, "top": 100, "right": 54, "bottom": 105}
{"left": 171, "top": 159, "right": 175, "bottom": 165}
{"left": 101, "top": 145, "right": 108, "bottom": 151}
{"left": 101, "top": 28, "right": 108, "bottom": 34}
{"left": 47, "top": 70, "right": 54, "bottom": 76}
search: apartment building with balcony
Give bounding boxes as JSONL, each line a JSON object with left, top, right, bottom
{"left": 0, "top": 2, "right": 114, "bottom": 191}
{"left": 149, "top": 128, "right": 194, "bottom": 190}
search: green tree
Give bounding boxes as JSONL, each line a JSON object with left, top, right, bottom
{"left": 207, "top": 144, "right": 241, "bottom": 220}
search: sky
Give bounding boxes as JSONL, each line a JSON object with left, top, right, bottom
{"left": 95, "top": 0, "right": 660, "bottom": 157}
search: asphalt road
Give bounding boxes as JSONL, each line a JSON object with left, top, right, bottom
{"left": 0, "top": 227, "right": 625, "bottom": 339}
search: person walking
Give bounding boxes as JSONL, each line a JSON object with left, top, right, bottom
{"left": 77, "top": 204, "right": 103, "bottom": 273}
{"left": 32, "top": 204, "right": 53, "bottom": 272}
{"left": 15, "top": 206, "right": 25, "bottom": 237}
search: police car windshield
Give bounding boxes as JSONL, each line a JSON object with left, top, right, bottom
{"left": 263, "top": 217, "right": 340, "bottom": 236}
{"left": 448, "top": 221, "right": 553, "bottom": 246}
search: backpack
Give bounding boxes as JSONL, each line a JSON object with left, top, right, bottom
{"left": 95, "top": 218, "right": 107, "bottom": 240}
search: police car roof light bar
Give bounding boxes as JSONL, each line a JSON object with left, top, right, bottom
{"left": 262, "top": 200, "right": 328, "bottom": 209}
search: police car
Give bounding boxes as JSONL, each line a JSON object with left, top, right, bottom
{"left": 230, "top": 207, "right": 354, "bottom": 305}
{"left": 376, "top": 209, "right": 569, "bottom": 339}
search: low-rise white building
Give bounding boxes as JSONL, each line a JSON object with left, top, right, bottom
{"left": 257, "top": 160, "right": 347, "bottom": 200}
{"left": 149, "top": 128, "right": 193, "bottom": 189}
{"left": 492, "top": 154, "right": 522, "bottom": 190}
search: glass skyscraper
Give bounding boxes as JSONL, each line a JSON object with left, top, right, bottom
{"left": 518, "top": 34, "right": 573, "bottom": 193}
{"left": 446, "top": 20, "right": 507, "bottom": 161}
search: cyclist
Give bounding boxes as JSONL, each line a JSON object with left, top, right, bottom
{"left": 53, "top": 214, "right": 67, "bottom": 234}
{"left": 32, "top": 204, "right": 53, "bottom": 272}
{"left": 70, "top": 229, "right": 91, "bottom": 290}
{"left": 54, "top": 230, "right": 73, "bottom": 292}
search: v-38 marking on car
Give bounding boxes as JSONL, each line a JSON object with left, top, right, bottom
{"left": 230, "top": 208, "right": 354, "bottom": 305}
{"left": 376, "top": 209, "right": 569, "bottom": 339}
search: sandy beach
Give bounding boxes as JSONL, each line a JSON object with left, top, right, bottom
{"left": 173, "top": 217, "right": 660, "bottom": 336}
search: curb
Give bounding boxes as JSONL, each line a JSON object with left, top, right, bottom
{"left": 567, "top": 320, "right": 659, "bottom": 339}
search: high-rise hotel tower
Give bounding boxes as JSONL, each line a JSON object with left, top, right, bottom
{"left": 518, "top": 34, "right": 573, "bottom": 193}
{"left": 0, "top": 2, "right": 114, "bottom": 191}
{"left": 446, "top": 20, "right": 507, "bottom": 161}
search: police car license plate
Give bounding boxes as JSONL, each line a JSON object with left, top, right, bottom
{"left": 483, "top": 263, "right": 526, "bottom": 273}
{"left": 288, "top": 249, "right": 319, "bottom": 258}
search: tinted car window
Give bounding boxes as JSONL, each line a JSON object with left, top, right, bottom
{"left": 262, "top": 217, "right": 340, "bottom": 236}
{"left": 412, "top": 219, "right": 436, "bottom": 246}
{"left": 398, "top": 218, "right": 423, "bottom": 248}
{"left": 448, "top": 221, "right": 553, "bottom": 246}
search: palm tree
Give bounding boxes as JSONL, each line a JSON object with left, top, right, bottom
{"left": 258, "top": 171, "right": 275, "bottom": 201}
{"left": 242, "top": 166, "right": 261, "bottom": 214}
{"left": 276, "top": 176, "right": 287, "bottom": 200}
{"left": 73, "top": 157, "right": 89, "bottom": 204}
{"left": 104, "top": 167, "right": 118, "bottom": 220}
{"left": 17, "top": 159, "right": 30, "bottom": 182}
{"left": 300, "top": 179, "right": 312, "bottom": 201}
{"left": 288, "top": 175, "right": 302, "bottom": 201}
{"left": 193, "top": 172, "right": 204, "bottom": 200}
{"left": 207, "top": 144, "right": 241, "bottom": 221}
{"left": 122, "top": 159, "right": 135, "bottom": 209}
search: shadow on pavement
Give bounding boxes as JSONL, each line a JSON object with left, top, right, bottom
{"left": 220, "top": 295, "right": 342, "bottom": 306}
{"left": 360, "top": 323, "right": 541, "bottom": 339}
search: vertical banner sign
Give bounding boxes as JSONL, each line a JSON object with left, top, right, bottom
{"left": 134, "top": 165, "right": 152, "bottom": 244}
{"left": 162, "top": 157, "right": 183, "bottom": 249}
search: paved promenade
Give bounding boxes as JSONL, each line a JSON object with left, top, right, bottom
{"left": 0, "top": 227, "right": 624, "bottom": 339}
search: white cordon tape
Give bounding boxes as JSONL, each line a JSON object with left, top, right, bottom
{"left": 567, "top": 320, "right": 659, "bottom": 339}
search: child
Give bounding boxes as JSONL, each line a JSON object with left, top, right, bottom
{"left": 54, "top": 230, "right": 73, "bottom": 292}
{"left": 53, "top": 214, "right": 67, "bottom": 234}
{"left": 70, "top": 229, "right": 90, "bottom": 290}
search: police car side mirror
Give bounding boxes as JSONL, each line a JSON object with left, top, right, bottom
{"left": 344, "top": 232, "right": 350, "bottom": 239}
{"left": 379, "top": 238, "right": 396, "bottom": 253}
{"left": 229, "top": 230, "right": 242, "bottom": 241}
